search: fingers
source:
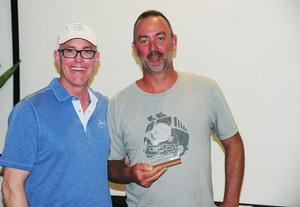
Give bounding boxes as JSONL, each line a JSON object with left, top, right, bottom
{"left": 131, "top": 163, "right": 167, "bottom": 188}
{"left": 143, "top": 166, "right": 167, "bottom": 188}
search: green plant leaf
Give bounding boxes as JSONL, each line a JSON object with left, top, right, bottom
{"left": 0, "top": 60, "right": 21, "bottom": 88}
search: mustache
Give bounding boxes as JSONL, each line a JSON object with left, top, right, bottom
{"left": 146, "top": 51, "right": 163, "bottom": 60}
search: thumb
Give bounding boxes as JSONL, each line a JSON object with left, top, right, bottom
{"left": 140, "top": 163, "right": 154, "bottom": 171}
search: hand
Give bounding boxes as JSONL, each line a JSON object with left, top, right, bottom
{"left": 129, "top": 163, "right": 167, "bottom": 188}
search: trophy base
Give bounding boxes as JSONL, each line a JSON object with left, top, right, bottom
{"left": 153, "top": 158, "right": 182, "bottom": 168}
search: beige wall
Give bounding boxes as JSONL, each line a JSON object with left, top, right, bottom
{"left": 1, "top": 0, "right": 300, "bottom": 206}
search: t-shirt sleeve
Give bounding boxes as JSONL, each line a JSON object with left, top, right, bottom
{"left": 211, "top": 82, "right": 238, "bottom": 140}
{"left": 0, "top": 100, "right": 39, "bottom": 171}
{"left": 107, "top": 98, "right": 126, "bottom": 160}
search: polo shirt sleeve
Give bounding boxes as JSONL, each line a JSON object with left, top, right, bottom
{"left": 107, "top": 98, "right": 126, "bottom": 160}
{"left": 211, "top": 82, "right": 238, "bottom": 140}
{"left": 0, "top": 100, "right": 39, "bottom": 171}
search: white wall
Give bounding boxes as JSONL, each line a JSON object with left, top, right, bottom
{"left": 0, "top": 1, "right": 13, "bottom": 206}
{"left": 1, "top": 0, "right": 300, "bottom": 206}
{"left": 0, "top": 1, "right": 13, "bottom": 150}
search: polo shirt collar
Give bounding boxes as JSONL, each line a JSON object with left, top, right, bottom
{"left": 49, "top": 78, "right": 72, "bottom": 102}
{"left": 49, "top": 78, "right": 99, "bottom": 103}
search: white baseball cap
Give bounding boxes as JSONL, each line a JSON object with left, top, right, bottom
{"left": 57, "top": 23, "right": 98, "bottom": 48}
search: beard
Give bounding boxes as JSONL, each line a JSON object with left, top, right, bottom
{"left": 139, "top": 50, "right": 172, "bottom": 73}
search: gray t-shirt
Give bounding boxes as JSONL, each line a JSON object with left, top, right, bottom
{"left": 108, "top": 72, "right": 238, "bottom": 207}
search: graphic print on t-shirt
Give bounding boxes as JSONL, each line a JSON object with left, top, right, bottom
{"left": 143, "top": 112, "right": 189, "bottom": 165}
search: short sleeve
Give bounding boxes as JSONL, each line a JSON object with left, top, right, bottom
{"left": 211, "top": 83, "right": 238, "bottom": 140}
{"left": 107, "top": 98, "right": 126, "bottom": 160}
{"left": 0, "top": 100, "right": 40, "bottom": 170}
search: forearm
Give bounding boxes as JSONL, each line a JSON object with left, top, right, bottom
{"left": 108, "top": 160, "right": 132, "bottom": 184}
{"left": 2, "top": 167, "right": 30, "bottom": 207}
{"left": 221, "top": 133, "right": 245, "bottom": 207}
{"left": 2, "top": 180, "right": 29, "bottom": 207}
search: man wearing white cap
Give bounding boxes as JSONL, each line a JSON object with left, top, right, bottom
{"left": 0, "top": 23, "right": 112, "bottom": 207}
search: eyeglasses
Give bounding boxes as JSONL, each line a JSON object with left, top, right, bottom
{"left": 58, "top": 48, "right": 96, "bottom": 59}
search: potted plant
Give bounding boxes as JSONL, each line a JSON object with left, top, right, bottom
{"left": 0, "top": 60, "right": 21, "bottom": 88}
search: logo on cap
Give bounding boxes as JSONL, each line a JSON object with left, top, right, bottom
{"left": 57, "top": 22, "right": 98, "bottom": 48}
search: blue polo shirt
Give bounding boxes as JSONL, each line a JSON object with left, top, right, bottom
{"left": 0, "top": 78, "right": 112, "bottom": 207}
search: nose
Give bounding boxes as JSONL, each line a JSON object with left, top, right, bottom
{"left": 149, "top": 40, "right": 158, "bottom": 51}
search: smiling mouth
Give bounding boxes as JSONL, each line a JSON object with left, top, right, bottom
{"left": 147, "top": 51, "right": 163, "bottom": 62}
{"left": 71, "top": 67, "right": 86, "bottom": 71}
{"left": 149, "top": 55, "right": 162, "bottom": 62}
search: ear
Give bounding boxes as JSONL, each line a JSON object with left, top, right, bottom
{"left": 172, "top": 34, "right": 177, "bottom": 51}
{"left": 53, "top": 50, "right": 60, "bottom": 66}
{"left": 132, "top": 41, "right": 138, "bottom": 56}
{"left": 95, "top": 51, "right": 100, "bottom": 63}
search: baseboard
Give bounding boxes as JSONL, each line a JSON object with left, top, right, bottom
{"left": 112, "top": 196, "right": 286, "bottom": 207}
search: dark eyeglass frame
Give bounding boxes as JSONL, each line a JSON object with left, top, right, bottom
{"left": 58, "top": 48, "right": 96, "bottom": 59}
